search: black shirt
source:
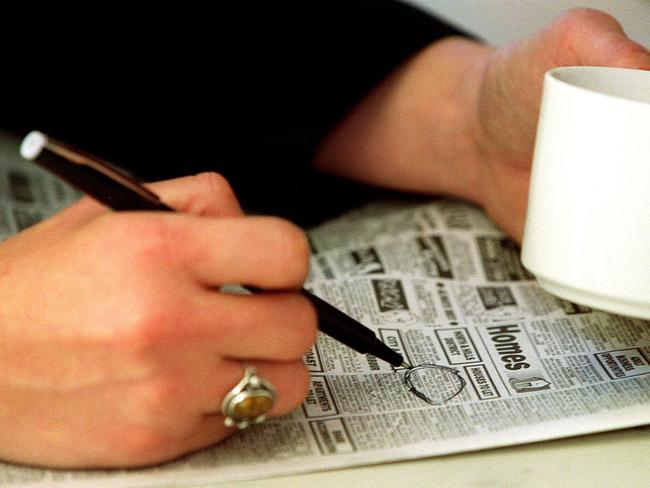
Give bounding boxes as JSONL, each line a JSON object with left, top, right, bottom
{"left": 3, "top": 1, "right": 464, "bottom": 225}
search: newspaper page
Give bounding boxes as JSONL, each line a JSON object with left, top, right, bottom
{"left": 1, "top": 140, "right": 649, "bottom": 487}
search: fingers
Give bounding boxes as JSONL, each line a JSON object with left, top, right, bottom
{"left": 146, "top": 172, "right": 243, "bottom": 217}
{"left": 79, "top": 195, "right": 309, "bottom": 290}
{"left": 193, "top": 359, "right": 311, "bottom": 416}
{"left": 179, "top": 360, "right": 310, "bottom": 454}
{"left": 33, "top": 171, "right": 243, "bottom": 238}
{"left": 57, "top": 173, "right": 309, "bottom": 292}
{"left": 69, "top": 171, "right": 242, "bottom": 222}
{"left": 187, "top": 290, "right": 318, "bottom": 360}
{"left": 113, "top": 359, "right": 310, "bottom": 466}
{"left": 546, "top": 9, "right": 650, "bottom": 69}
{"left": 122, "top": 358, "right": 310, "bottom": 425}
{"left": 168, "top": 214, "right": 311, "bottom": 290}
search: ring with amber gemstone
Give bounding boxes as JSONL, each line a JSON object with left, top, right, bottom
{"left": 220, "top": 364, "right": 277, "bottom": 429}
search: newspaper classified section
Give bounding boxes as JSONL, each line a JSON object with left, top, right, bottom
{"left": 1, "top": 156, "right": 649, "bottom": 486}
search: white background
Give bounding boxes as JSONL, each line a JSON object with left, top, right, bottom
{"left": 406, "top": 0, "right": 650, "bottom": 47}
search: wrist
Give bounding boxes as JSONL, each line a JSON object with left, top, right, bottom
{"left": 420, "top": 36, "right": 495, "bottom": 206}
{"left": 314, "top": 36, "right": 494, "bottom": 207}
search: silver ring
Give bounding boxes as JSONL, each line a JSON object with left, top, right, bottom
{"left": 220, "top": 364, "right": 277, "bottom": 429}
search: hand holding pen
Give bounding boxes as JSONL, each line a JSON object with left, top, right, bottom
{"left": 1, "top": 136, "right": 321, "bottom": 467}
{"left": 21, "top": 131, "right": 406, "bottom": 368}
{"left": 1, "top": 130, "right": 406, "bottom": 468}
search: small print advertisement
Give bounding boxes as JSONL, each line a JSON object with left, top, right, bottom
{"left": 309, "top": 418, "right": 355, "bottom": 455}
{"left": 464, "top": 364, "right": 501, "bottom": 400}
{"left": 476, "top": 236, "right": 535, "bottom": 282}
{"left": 595, "top": 348, "right": 650, "bottom": 379}
{"left": 435, "top": 328, "right": 481, "bottom": 365}
{"left": 303, "top": 376, "right": 339, "bottom": 418}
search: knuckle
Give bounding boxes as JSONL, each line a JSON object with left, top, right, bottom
{"left": 542, "top": 8, "right": 630, "bottom": 68}
{"left": 107, "top": 305, "right": 170, "bottom": 360}
{"left": 551, "top": 8, "right": 621, "bottom": 42}
{"left": 293, "top": 365, "right": 311, "bottom": 404}
{"left": 547, "top": 9, "right": 649, "bottom": 70}
{"left": 548, "top": 11, "right": 583, "bottom": 46}
{"left": 129, "top": 220, "right": 176, "bottom": 263}
{"left": 263, "top": 217, "right": 311, "bottom": 284}
{"left": 192, "top": 172, "right": 240, "bottom": 215}
{"left": 117, "top": 426, "right": 171, "bottom": 462}
{"left": 279, "top": 365, "right": 311, "bottom": 413}
{"left": 289, "top": 297, "right": 319, "bottom": 357}
{"left": 608, "top": 43, "right": 650, "bottom": 68}
{"left": 134, "top": 377, "right": 183, "bottom": 420}
{"left": 556, "top": 7, "right": 615, "bottom": 27}
{"left": 91, "top": 213, "right": 176, "bottom": 267}
{"left": 196, "top": 171, "right": 233, "bottom": 196}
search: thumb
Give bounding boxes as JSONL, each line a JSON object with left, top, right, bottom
{"left": 546, "top": 9, "right": 650, "bottom": 70}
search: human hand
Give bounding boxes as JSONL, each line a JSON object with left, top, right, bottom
{"left": 0, "top": 172, "right": 316, "bottom": 468}
{"left": 473, "top": 8, "right": 650, "bottom": 241}
{"left": 315, "top": 8, "right": 650, "bottom": 244}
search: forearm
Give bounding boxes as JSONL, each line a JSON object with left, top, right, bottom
{"left": 313, "top": 36, "right": 494, "bottom": 206}
{"left": 315, "top": 8, "right": 650, "bottom": 244}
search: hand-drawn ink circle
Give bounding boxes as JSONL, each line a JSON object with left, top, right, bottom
{"left": 403, "top": 363, "right": 466, "bottom": 405}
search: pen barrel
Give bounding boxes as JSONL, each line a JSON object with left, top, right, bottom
{"left": 21, "top": 130, "right": 402, "bottom": 366}
{"left": 34, "top": 150, "right": 171, "bottom": 212}
{"left": 302, "top": 290, "right": 375, "bottom": 343}
{"left": 302, "top": 290, "right": 405, "bottom": 367}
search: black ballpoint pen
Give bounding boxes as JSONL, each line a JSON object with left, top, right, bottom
{"left": 20, "top": 130, "right": 410, "bottom": 368}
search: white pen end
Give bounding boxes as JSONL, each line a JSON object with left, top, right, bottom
{"left": 20, "top": 130, "right": 48, "bottom": 160}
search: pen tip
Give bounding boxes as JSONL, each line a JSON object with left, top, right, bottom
{"left": 401, "top": 361, "right": 411, "bottom": 369}
{"left": 20, "top": 130, "right": 48, "bottom": 160}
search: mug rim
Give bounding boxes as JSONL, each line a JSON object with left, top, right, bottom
{"left": 546, "top": 66, "right": 650, "bottom": 107}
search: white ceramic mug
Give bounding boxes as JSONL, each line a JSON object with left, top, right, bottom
{"left": 522, "top": 66, "right": 650, "bottom": 319}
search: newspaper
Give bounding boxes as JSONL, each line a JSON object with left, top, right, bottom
{"left": 1, "top": 140, "right": 649, "bottom": 487}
